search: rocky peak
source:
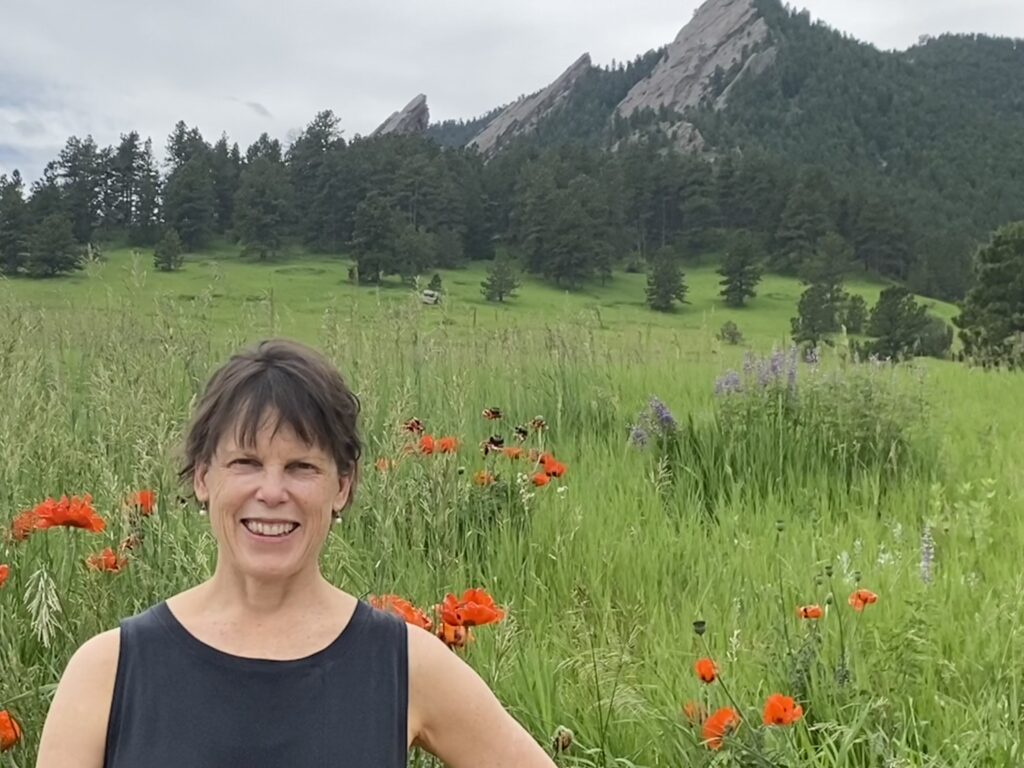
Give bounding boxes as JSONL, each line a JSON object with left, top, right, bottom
{"left": 372, "top": 94, "right": 430, "bottom": 137}
{"left": 616, "top": 0, "right": 774, "bottom": 118}
{"left": 467, "top": 53, "right": 593, "bottom": 159}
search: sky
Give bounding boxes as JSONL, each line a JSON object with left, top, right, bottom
{"left": 2, "top": 0, "right": 1021, "bottom": 184}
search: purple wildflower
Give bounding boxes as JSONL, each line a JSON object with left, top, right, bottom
{"left": 715, "top": 371, "right": 743, "bottom": 396}
{"left": 648, "top": 397, "right": 677, "bottom": 432}
{"left": 628, "top": 424, "right": 649, "bottom": 448}
{"left": 920, "top": 525, "right": 935, "bottom": 585}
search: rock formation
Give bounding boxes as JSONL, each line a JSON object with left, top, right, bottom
{"left": 467, "top": 53, "right": 592, "bottom": 158}
{"left": 372, "top": 94, "right": 430, "bottom": 137}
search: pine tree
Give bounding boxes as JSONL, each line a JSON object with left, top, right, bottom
{"left": 351, "top": 192, "right": 399, "bottom": 284}
{"left": 866, "top": 286, "right": 930, "bottom": 359}
{"left": 234, "top": 157, "right": 294, "bottom": 260}
{"left": 0, "top": 172, "right": 31, "bottom": 275}
{"left": 427, "top": 273, "right": 443, "bottom": 293}
{"left": 163, "top": 155, "right": 216, "bottom": 250}
{"left": 26, "top": 214, "right": 82, "bottom": 277}
{"left": 718, "top": 234, "right": 762, "bottom": 307}
{"left": 153, "top": 229, "right": 184, "bottom": 272}
{"left": 791, "top": 284, "right": 837, "bottom": 347}
{"left": 954, "top": 221, "right": 1024, "bottom": 365}
{"left": 481, "top": 253, "right": 520, "bottom": 302}
{"left": 646, "top": 247, "right": 688, "bottom": 312}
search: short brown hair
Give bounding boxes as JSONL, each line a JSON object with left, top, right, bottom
{"left": 178, "top": 339, "right": 362, "bottom": 510}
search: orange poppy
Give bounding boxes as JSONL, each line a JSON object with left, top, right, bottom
{"left": 701, "top": 707, "right": 739, "bottom": 750}
{"left": 762, "top": 693, "right": 804, "bottom": 726}
{"left": 10, "top": 509, "right": 40, "bottom": 541}
{"left": 33, "top": 495, "right": 105, "bottom": 533}
{"left": 0, "top": 710, "right": 21, "bottom": 752}
{"left": 438, "top": 436, "right": 459, "bottom": 454}
{"left": 0, "top": 564, "right": 8, "bottom": 589}
{"left": 440, "top": 588, "right": 506, "bottom": 627}
{"left": 369, "top": 594, "right": 433, "bottom": 631}
{"left": 797, "top": 604, "right": 824, "bottom": 620}
{"left": 542, "top": 456, "right": 567, "bottom": 478}
{"left": 501, "top": 446, "right": 524, "bottom": 460}
{"left": 86, "top": 547, "right": 127, "bottom": 572}
{"left": 531, "top": 472, "right": 550, "bottom": 487}
{"left": 437, "top": 621, "right": 472, "bottom": 650}
{"left": 682, "top": 700, "right": 706, "bottom": 725}
{"left": 848, "top": 589, "right": 878, "bottom": 612}
{"left": 473, "top": 470, "right": 496, "bottom": 486}
{"left": 419, "top": 434, "right": 436, "bottom": 455}
{"left": 128, "top": 489, "right": 156, "bottom": 516}
{"left": 695, "top": 657, "right": 718, "bottom": 683}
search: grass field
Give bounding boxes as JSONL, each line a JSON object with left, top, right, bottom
{"left": 1, "top": 247, "right": 1020, "bottom": 767}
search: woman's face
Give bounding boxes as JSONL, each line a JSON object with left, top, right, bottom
{"left": 193, "top": 415, "right": 351, "bottom": 580}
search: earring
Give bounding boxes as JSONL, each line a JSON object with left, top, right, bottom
{"left": 198, "top": 507, "right": 208, "bottom": 517}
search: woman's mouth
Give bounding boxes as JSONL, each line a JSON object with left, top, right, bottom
{"left": 241, "top": 519, "right": 300, "bottom": 539}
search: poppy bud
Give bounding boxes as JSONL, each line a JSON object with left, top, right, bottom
{"left": 693, "top": 620, "right": 706, "bottom": 637}
{"left": 825, "top": 594, "right": 834, "bottom": 605}
{"left": 775, "top": 519, "right": 785, "bottom": 532}
{"left": 824, "top": 564, "right": 834, "bottom": 578}
{"left": 853, "top": 570, "right": 862, "bottom": 584}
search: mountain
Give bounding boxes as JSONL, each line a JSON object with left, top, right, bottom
{"left": 422, "top": 0, "right": 1024, "bottom": 285}
{"left": 372, "top": 94, "right": 430, "bottom": 137}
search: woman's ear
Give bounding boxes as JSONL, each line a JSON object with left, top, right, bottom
{"left": 333, "top": 472, "right": 353, "bottom": 513}
{"left": 193, "top": 462, "right": 210, "bottom": 505}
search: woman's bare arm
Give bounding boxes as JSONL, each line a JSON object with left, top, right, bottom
{"left": 407, "top": 626, "right": 556, "bottom": 768}
{"left": 35, "top": 629, "right": 120, "bottom": 768}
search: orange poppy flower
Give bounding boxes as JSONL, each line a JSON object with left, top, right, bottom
{"left": 437, "top": 621, "right": 472, "bottom": 650}
{"left": 10, "top": 509, "right": 40, "bottom": 542}
{"left": 501, "top": 446, "right": 524, "bottom": 460}
{"left": 0, "top": 710, "right": 21, "bottom": 752}
{"left": 419, "top": 434, "right": 436, "bottom": 455}
{"left": 701, "top": 707, "right": 739, "bottom": 750}
{"left": 369, "top": 594, "right": 433, "bottom": 631}
{"left": 682, "top": 700, "right": 706, "bottom": 725}
{"left": 86, "top": 547, "right": 127, "bottom": 572}
{"left": 797, "top": 604, "right": 824, "bottom": 620}
{"left": 542, "top": 456, "right": 567, "bottom": 478}
{"left": 531, "top": 472, "right": 550, "bottom": 487}
{"left": 695, "top": 657, "right": 718, "bottom": 683}
{"left": 438, "top": 436, "right": 459, "bottom": 454}
{"left": 440, "top": 588, "right": 506, "bottom": 627}
{"left": 128, "top": 489, "right": 156, "bottom": 516}
{"left": 0, "top": 564, "right": 8, "bottom": 589}
{"left": 473, "top": 470, "right": 496, "bottom": 486}
{"left": 33, "top": 495, "right": 105, "bottom": 533}
{"left": 848, "top": 589, "right": 878, "bottom": 612}
{"left": 762, "top": 693, "right": 804, "bottom": 726}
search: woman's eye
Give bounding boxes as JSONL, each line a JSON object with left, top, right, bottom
{"left": 291, "top": 463, "right": 317, "bottom": 471}
{"left": 231, "top": 458, "right": 257, "bottom": 467}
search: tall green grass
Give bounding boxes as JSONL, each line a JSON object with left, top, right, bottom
{"left": 0, "top": 276, "right": 1020, "bottom": 766}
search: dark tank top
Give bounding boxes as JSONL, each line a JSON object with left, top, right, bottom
{"left": 103, "top": 598, "right": 408, "bottom": 767}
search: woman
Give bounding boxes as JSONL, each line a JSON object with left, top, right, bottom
{"left": 36, "top": 339, "right": 556, "bottom": 767}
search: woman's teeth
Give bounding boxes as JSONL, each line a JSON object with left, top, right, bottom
{"left": 243, "top": 520, "right": 298, "bottom": 537}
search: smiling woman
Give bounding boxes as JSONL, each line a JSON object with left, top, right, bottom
{"left": 34, "top": 338, "right": 556, "bottom": 768}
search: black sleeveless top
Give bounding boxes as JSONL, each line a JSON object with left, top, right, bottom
{"left": 103, "top": 599, "right": 408, "bottom": 767}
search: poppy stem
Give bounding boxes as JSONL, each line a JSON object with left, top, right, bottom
{"left": 699, "top": 636, "right": 754, "bottom": 731}
{"left": 775, "top": 536, "right": 793, "bottom": 660}
{"left": 827, "top": 572, "right": 849, "bottom": 684}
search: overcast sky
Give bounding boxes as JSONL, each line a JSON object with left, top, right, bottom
{"left": 2, "top": 0, "right": 1021, "bottom": 184}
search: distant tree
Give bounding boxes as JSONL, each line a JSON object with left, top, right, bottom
{"left": 866, "top": 286, "right": 933, "bottom": 360}
{"left": 163, "top": 155, "right": 216, "bottom": 251}
{"left": 427, "top": 273, "right": 443, "bottom": 293}
{"left": 955, "top": 221, "right": 1024, "bottom": 366}
{"left": 0, "top": 172, "right": 31, "bottom": 275}
{"left": 791, "top": 284, "right": 838, "bottom": 347}
{"left": 234, "top": 157, "right": 294, "bottom": 260}
{"left": 26, "top": 214, "right": 82, "bottom": 277}
{"left": 646, "top": 247, "right": 688, "bottom": 312}
{"left": 153, "top": 229, "right": 184, "bottom": 272}
{"left": 842, "top": 294, "right": 869, "bottom": 333}
{"left": 481, "top": 253, "right": 520, "bottom": 302}
{"left": 718, "top": 234, "right": 762, "bottom": 307}
{"left": 351, "top": 192, "right": 399, "bottom": 284}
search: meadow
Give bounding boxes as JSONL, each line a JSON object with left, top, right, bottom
{"left": 1, "top": 247, "right": 1021, "bottom": 767}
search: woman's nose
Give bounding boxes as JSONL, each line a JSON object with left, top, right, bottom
{"left": 254, "top": 467, "right": 288, "bottom": 505}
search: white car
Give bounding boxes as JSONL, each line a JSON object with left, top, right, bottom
{"left": 420, "top": 289, "right": 441, "bottom": 305}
